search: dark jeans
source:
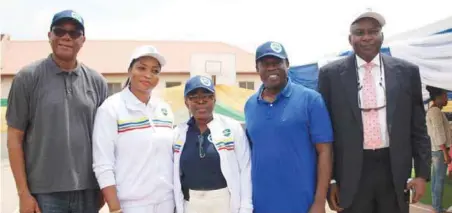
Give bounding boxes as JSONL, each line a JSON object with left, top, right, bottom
{"left": 33, "top": 189, "right": 100, "bottom": 213}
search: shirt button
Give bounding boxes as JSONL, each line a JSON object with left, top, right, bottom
{"left": 269, "top": 104, "right": 273, "bottom": 107}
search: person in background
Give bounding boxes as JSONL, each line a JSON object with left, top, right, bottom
{"left": 448, "top": 161, "right": 452, "bottom": 213}
{"left": 449, "top": 121, "right": 452, "bottom": 180}
{"left": 244, "top": 41, "right": 333, "bottom": 213}
{"left": 6, "top": 10, "right": 108, "bottom": 213}
{"left": 425, "top": 86, "right": 451, "bottom": 213}
{"left": 449, "top": 146, "right": 452, "bottom": 179}
{"left": 318, "top": 10, "right": 431, "bottom": 213}
{"left": 173, "top": 75, "right": 252, "bottom": 213}
{"left": 92, "top": 45, "right": 175, "bottom": 213}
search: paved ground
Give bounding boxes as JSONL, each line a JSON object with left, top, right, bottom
{"left": 0, "top": 133, "right": 432, "bottom": 212}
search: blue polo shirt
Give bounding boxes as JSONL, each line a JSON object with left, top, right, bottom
{"left": 244, "top": 80, "right": 333, "bottom": 213}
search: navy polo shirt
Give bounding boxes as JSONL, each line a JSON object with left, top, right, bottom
{"left": 244, "top": 80, "right": 333, "bottom": 213}
{"left": 180, "top": 117, "right": 227, "bottom": 200}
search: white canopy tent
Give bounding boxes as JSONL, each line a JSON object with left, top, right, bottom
{"left": 288, "top": 16, "right": 452, "bottom": 105}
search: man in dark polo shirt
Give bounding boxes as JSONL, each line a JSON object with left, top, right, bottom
{"left": 244, "top": 41, "right": 333, "bottom": 213}
{"left": 6, "top": 10, "right": 108, "bottom": 213}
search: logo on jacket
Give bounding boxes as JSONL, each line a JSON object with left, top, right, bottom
{"left": 207, "top": 134, "right": 213, "bottom": 142}
{"left": 222, "top": 129, "right": 231, "bottom": 137}
{"left": 161, "top": 108, "right": 168, "bottom": 116}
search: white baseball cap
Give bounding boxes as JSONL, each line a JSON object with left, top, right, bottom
{"left": 129, "top": 45, "right": 166, "bottom": 67}
{"left": 352, "top": 11, "right": 386, "bottom": 27}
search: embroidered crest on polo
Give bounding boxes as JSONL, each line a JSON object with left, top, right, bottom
{"left": 200, "top": 76, "right": 212, "bottom": 87}
{"left": 270, "top": 42, "right": 283, "bottom": 53}
{"left": 71, "top": 12, "right": 83, "bottom": 23}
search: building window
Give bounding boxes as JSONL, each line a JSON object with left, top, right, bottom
{"left": 239, "top": 81, "right": 254, "bottom": 90}
{"left": 108, "top": 83, "right": 122, "bottom": 96}
{"left": 166, "top": 81, "right": 182, "bottom": 88}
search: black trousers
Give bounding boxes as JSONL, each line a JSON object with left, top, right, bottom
{"left": 343, "top": 148, "right": 408, "bottom": 213}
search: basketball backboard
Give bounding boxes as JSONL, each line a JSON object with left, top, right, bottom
{"left": 190, "top": 53, "right": 236, "bottom": 85}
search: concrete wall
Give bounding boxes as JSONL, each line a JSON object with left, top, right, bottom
{"left": 0, "top": 73, "right": 259, "bottom": 133}
{"left": 1, "top": 76, "right": 13, "bottom": 99}
{"left": 103, "top": 73, "right": 260, "bottom": 95}
{"left": 103, "top": 73, "right": 190, "bottom": 96}
{"left": 1, "top": 73, "right": 259, "bottom": 99}
{"left": 236, "top": 74, "right": 261, "bottom": 90}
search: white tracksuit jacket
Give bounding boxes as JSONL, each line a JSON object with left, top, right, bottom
{"left": 92, "top": 88, "right": 174, "bottom": 208}
{"left": 173, "top": 113, "right": 253, "bottom": 213}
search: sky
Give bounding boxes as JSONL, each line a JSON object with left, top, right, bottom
{"left": 1, "top": 0, "right": 451, "bottom": 65}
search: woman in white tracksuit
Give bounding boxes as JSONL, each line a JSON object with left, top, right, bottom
{"left": 173, "top": 75, "right": 253, "bottom": 213}
{"left": 92, "top": 45, "right": 175, "bottom": 213}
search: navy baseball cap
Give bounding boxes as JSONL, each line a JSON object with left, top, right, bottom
{"left": 50, "top": 10, "right": 85, "bottom": 32}
{"left": 255, "top": 41, "right": 288, "bottom": 61}
{"left": 184, "top": 75, "right": 215, "bottom": 96}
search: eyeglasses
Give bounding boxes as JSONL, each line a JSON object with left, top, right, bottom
{"left": 52, "top": 27, "right": 83, "bottom": 39}
{"left": 358, "top": 83, "right": 386, "bottom": 110}
{"left": 187, "top": 94, "right": 214, "bottom": 102}
{"left": 198, "top": 135, "right": 206, "bottom": 158}
{"left": 356, "top": 55, "right": 386, "bottom": 111}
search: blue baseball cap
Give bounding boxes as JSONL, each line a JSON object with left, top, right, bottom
{"left": 184, "top": 75, "right": 215, "bottom": 96}
{"left": 255, "top": 41, "right": 288, "bottom": 61}
{"left": 50, "top": 10, "right": 85, "bottom": 32}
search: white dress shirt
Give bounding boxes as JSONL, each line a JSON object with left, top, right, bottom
{"left": 356, "top": 54, "right": 390, "bottom": 149}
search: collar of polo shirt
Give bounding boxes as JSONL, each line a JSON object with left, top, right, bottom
{"left": 47, "top": 54, "right": 82, "bottom": 75}
{"left": 257, "top": 78, "right": 293, "bottom": 101}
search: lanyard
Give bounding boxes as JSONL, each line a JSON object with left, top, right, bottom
{"left": 356, "top": 54, "right": 384, "bottom": 90}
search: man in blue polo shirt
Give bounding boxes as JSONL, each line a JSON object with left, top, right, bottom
{"left": 244, "top": 41, "right": 333, "bottom": 213}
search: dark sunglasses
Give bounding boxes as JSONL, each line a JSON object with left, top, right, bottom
{"left": 52, "top": 28, "right": 83, "bottom": 39}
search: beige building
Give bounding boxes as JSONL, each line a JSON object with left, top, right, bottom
{"left": 0, "top": 34, "right": 261, "bottom": 100}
